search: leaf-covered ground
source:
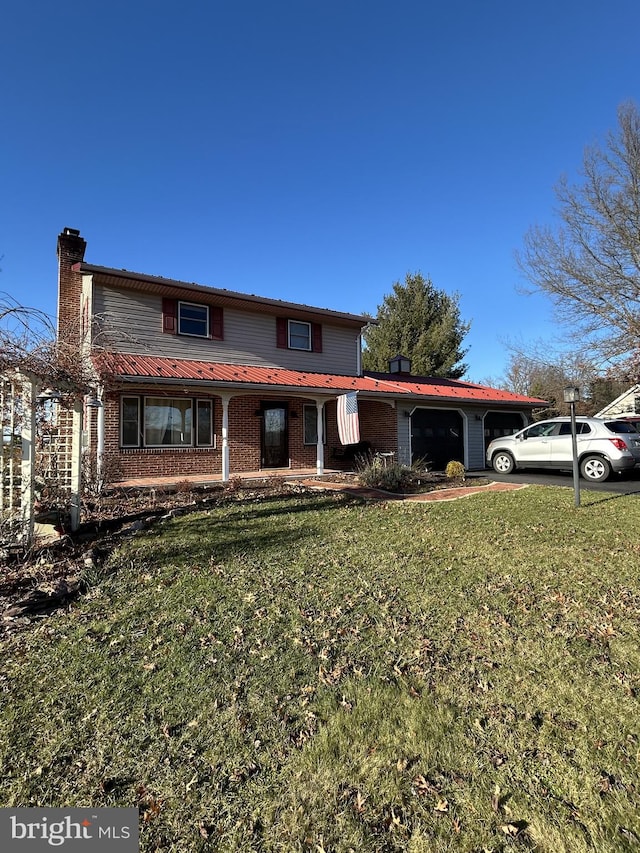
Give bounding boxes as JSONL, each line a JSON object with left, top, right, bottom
{"left": 1, "top": 487, "right": 639, "bottom": 851}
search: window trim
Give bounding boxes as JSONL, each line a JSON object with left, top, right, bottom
{"left": 121, "top": 396, "right": 141, "bottom": 448}
{"left": 288, "top": 319, "right": 312, "bottom": 351}
{"left": 143, "top": 395, "right": 194, "bottom": 447}
{"left": 120, "top": 395, "right": 215, "bottom": 449}
{"left": 178, "top": 300, "right": 210, "bottom": 338}
{"left": 195, "top": 398, "right": 214, "bottom": 446}
{"left": 303, "top": 404, "right": 327, "bottom": 445}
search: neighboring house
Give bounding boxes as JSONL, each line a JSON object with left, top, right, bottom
{"left": 56, "top": 227, "right": 545, "bottom": 483}
{"left": 595, "top": 384, "right": 640, "bottom": 419}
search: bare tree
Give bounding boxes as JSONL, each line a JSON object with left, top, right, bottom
{"left": 0, "top": 292, "right": 101, "bottom": 393}
{"left": 517, "top": 102, "right": 640, "bottom": 371}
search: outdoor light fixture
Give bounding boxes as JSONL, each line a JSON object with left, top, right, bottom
{"left": 36, "top": 387, "right": 62, "bottom": 404}
{"left": 85, "top": 393, "right": 103, "bottom": 409}
{"left": 389, "top": 354, "right": 411, "bottom": 374}
{"left": 563, "top": 385, "right": 581, "bottom": 507}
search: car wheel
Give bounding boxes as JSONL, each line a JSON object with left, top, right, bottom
{"left": 580, "top": 455, "right": 611, "bottom": 482}
{"left": 492, "top": 451, "right": 515, "bottom": 474}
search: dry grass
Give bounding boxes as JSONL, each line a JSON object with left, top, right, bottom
{"left": 1, "top": 486, "right": 639, "bottom": 851}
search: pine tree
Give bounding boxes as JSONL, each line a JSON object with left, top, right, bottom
{"left": 362, "top": 272, "right": 470, "bottom": 378}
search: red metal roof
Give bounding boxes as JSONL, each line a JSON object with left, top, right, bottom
{"left": 96, "top": 353, "right": 546, "bottom": 406}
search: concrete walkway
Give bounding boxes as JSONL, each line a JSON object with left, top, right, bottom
{"left": 298, "top": 479, "right": 528, "bottom": 502}
{"left": 112, "top": 470, "right": 527, "bottom": 503}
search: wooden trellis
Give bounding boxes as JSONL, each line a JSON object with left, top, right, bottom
{"left": 0, "top": 372, "right": 82, "bottom": 545}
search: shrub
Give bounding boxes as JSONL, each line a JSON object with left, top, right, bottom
{"left": 356, "top": 454, "right": 414, "bottom": 493}
{"left": 445, "top": 460, "right": 465, "bottom": 480}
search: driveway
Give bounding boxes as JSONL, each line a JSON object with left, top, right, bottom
{"left": 479, "top": 467, "right": 640, "bottom": 495}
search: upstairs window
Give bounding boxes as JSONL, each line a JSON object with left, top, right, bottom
{"left": 276, "top": 317, "right": 322, "bottom": 352}
{"left": 178, "top": 302, "right": 209, "bottom": 337}
{"left": 288, "top": 320, "right": 312, "bottom": 351}
{"left": 162, "top": 298, "right": 224, "bottom": 340}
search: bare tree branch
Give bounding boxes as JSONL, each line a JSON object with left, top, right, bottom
{"left": 517, "top": 102, "right": 640, "bottom": 366}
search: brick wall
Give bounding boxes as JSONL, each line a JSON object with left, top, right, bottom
{"left": 324, "top": 398, "right": 398, "bottom": 466}
{"left": 102, "top": 389, "right": 323, "bottom": 480}
{"left": 56, "top": 228, "right": 87, "bottom": 345}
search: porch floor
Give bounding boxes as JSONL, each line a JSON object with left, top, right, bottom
{"left": 112, "top": 467, "right": 345, "bottom": 490}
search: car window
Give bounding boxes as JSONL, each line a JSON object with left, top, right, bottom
{"left": 558, "top": 422, "right": 592, "bottom": 435}
{"left": 523, "top": 422, "right": 558, "bottom": 438}
{"left": 606, "top": 420, "right": 638, "bottom": 433}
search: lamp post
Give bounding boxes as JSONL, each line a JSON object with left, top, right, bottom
{"left": 563, "top": 386, "right": 581, "bottom": 507}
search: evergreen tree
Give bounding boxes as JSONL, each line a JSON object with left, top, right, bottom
{"left": 362, "top": 272, "right": 470, "bottom": 378}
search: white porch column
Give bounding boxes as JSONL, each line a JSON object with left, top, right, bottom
{"left": 69, "top": 397, "right": 83, "bottom": 532}
{"left": 96, "top": 386, "right": 105, "bottom": 492}
{"left": 315, "top": 400, "right": 325, "bottom": 475}
{"left": 220, "top": 393, "right": 231, "bottom": 482}
{"left": 20, "top": 377, "right": 36, "bottom": 541}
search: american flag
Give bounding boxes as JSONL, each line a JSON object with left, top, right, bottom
{"left": 337, "top": 392, "right": 360, "bottom": 445}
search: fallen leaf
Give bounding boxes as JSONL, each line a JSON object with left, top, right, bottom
{"left": 354, "top": 790, "right": 367, "bottom": 814}
{"left": 500, "top": 822, "right": 524, "bottom": 837}
{"left": 434, "top": 798, "right": 449, "bottom": 813}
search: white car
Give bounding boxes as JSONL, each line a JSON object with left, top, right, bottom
{"left": 486, "top": 417, "right": 640, "bottom": 482}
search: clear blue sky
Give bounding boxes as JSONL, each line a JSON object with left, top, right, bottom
{"left": 2, "top": 0, "right": 639, "bottom": 382}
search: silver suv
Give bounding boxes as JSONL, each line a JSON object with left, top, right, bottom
{"left": 486, "top": 417, "right": 640, "bottom": 482}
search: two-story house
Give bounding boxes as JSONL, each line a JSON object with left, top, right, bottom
{"left": 56, "top": 227, "right": 544, "bottom": 484}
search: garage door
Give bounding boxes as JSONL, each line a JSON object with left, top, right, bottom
{"left": 483, "top": 412, "right": 525, "bottom": 453}
{"left": 411, "top": 409, "right": 464, "bottom": 471}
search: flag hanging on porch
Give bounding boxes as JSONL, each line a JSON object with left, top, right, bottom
{"left": 337, "top": 391, "right": 360, "bottom": 445}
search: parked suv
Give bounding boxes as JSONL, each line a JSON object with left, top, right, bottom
{"left": 486, "top": 417, "right": 640, "bottom": 482}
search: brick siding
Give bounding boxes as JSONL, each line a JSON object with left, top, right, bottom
{"left": 56, "top": 228, "right": 87, "bottom": 345}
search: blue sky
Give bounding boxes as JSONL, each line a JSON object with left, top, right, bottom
{"left": 1, "top": 0, "right": 639, "bottom": 382}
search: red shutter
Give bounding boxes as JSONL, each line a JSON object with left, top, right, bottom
{"left": 276, "top": 317, "right": 288, "bottom": 348}
{"left": 311, "top": 322, "right": 323, "bottom": 352}
{"left": 210, "top": 306, "right": 224, "bottom": 340}
{"left": 162, "top": 298, "right": 177, "bottom": 334}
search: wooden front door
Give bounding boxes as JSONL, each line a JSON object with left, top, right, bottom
{"left": 261, "top": 404, "right": 289, "bottom": 468}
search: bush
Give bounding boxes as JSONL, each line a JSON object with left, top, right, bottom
{"left": 445, "top": 460, "right": 465, "bottom": 480}
{"left": 356, "top": 454, "right": 414, "bottom": 493}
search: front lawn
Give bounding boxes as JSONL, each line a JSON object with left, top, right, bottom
{"left": 1, "top": 487, "right": 639, "bottom": 851}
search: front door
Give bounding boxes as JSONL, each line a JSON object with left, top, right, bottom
{"left": 262, "top": 404, "right": 289, "bottom": 468}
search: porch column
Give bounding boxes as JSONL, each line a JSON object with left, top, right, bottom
{"left": 96, "top": 385, "right": 105, "bottom": 492}
{"left": 21, "top": 376, "right": 36, "bottom": 541}
{"left": 69, "top": 397, "right": 83, "bottom": 532}
{"left": 315, "top": 399, "right": 325, "bottom": 476}
{"left": 220, "top": 393, "right": 231, "bottom": 482}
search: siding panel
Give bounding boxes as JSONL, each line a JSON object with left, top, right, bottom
{"left": 94, "top": 285, "right": 361, "bottom": 374}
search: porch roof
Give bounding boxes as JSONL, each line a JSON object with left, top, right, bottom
{"left": 96, "top": 353, "right": 546, "bottom": 407}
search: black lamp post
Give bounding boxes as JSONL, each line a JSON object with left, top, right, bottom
{"left": 563, "top": 386, "right": 581, "bottom": 507}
